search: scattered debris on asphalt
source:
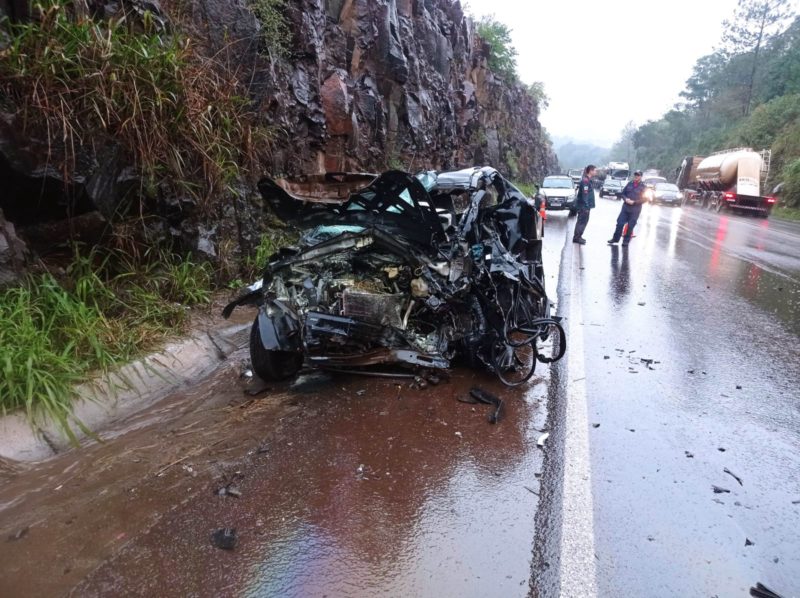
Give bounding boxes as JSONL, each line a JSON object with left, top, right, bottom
{"left": 244, "top": 382, "right": 270, "bottom": 397}
{"left": 468, "top": 387, "right": 504, "bottom": 424}
{"left": 355, "top": 389, "right": 366, "bottom": 396}
{"left": 454, "top": 431, "right": 463, "bottom": 438}
{"left": 749, "top": 582, "right": 784, "bottom": 598}
{"left": 745, "top": 538, "right": 755, "bottom": 547}
{"left": 736, "top": 384, "right": 743, "bottom": 390}
{"left": 718, "top": 447, "right": 726, "bottom": 452}
{"left": 524, "top": 486, "right": 539, "bottom": 496}
{"left": 750, "top": 583, "right": 783, "bottom": 598}
{"left": 712, "top": 485, "right": 731, "bottom": 494}
{"left": 791, "top": 498, "right": 800, "bottom": 505}
{"left": 210, "top": 528, "right": 237, "bottom": 550}
{"left": 537, "top": 433, "right": 550, "bottom": 448}
{"left": 723, "top": 467, "right": 743, "bottom": 486}
{"left": 592, "top": 423, "right": 600, "bottom": 428}
{"left": 7, "top": 526, "right": 29, "bottom": 542}
{"left": 604, "top": 355, "right": 610, "bottom": 359}
{"left": 637, "top": 302, "right": 646, "bottom": 306}
{"left": 685, "top": 451, "right": 694, "bottom": 458}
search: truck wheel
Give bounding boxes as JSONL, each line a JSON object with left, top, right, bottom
{"left": 250, "top": 318, "right": 303, "bottom": 381}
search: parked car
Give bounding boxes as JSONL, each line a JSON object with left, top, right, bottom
{"left": 650, "top": 182, "right": 683, "bottom": 206}
{"left": 567, "top": 168, "right": 583, "bottom": 186}
{"left": 223, "top": 168, "right": 566, "bottom": 387}
{"left": 600, "top": 179, "right": 623, "bottom": 199}
{"left": 540, "top": 176, "right": 577, "bottom": 213}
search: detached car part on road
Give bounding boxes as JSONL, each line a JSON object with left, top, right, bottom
{"left": 223, "top": 168, "right": 565, "bottom": 387}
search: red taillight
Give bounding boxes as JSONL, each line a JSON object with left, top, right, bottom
{"left": 724, "top": 192, "right": 736, "bottom": 202}
{"left": 766, "top": 196, "right": 777, "bottom": 204}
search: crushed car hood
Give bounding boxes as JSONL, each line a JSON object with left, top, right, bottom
{"left": 259, "top": 170, "right": 446, "bottom": 248}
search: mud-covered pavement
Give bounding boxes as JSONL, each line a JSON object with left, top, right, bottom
{"left": 2, "top": 201, "right": 799, "bottom": 597}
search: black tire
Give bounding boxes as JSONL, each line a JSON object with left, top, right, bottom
{"left": 249, "top": 318, "right": 303, "bottom": 381}
{"left": 599, "top": 191, "right": 605, "bottom": 198}
{"left": 568, "top": 208, "right": 577, "bottom": 217}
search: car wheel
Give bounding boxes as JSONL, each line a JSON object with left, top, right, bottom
{"left": 599, "top": 191, "right": 605, "bottom": 198}
{"left": 568, "top": 208, "right": 577, "bottom": 217}
{"left": 250, "top": 318, "right": 303, "bottom": 381}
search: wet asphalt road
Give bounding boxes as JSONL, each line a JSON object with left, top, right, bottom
{"left": 0, "top": 199, "right": 799, "bottom": 597}
{"left": 552, "top": 199, "right": 800, "bottom": 597}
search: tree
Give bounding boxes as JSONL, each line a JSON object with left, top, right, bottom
{"left": 610, "top": 121, "right": 638, "bottom": 166}
{"left": 476, "top": 16, "right": 517, "bottom": 81}
{"left": 526, "top": 81, "right": 549, "bottom": 109}
{"left": 722, "top": 0, "right": 794, "bottom": 115}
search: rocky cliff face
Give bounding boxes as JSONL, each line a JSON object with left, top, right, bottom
{"left": 0, "top": 0, "right": 556, "bottom": 269}
{"left": 189, "top": 0, "right": 556, "bottom": 179}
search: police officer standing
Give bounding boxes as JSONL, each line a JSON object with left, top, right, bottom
{"left": 573, "top": 164, "right": 596, "bottom": 245}
{"left": 607, "top": 170, "right": 647, "bottom": 246}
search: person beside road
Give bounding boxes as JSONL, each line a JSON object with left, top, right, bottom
{"left": 573, "top": 164, "right": 596, "bottom": 245}
{"left": 607, "top": 170, "right": 647, "bottom": 246}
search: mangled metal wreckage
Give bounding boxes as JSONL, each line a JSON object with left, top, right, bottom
{"left": 223, "top": 168, "right": 566, "bottom": 386}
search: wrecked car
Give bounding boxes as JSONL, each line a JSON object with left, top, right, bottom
{"left": 223, "top": 168, "right": 565, "bottom": 386}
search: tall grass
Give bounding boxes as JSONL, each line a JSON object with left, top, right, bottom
{"left": 0, "top": 246, "right": 213, "bottom": 441}
{"left": 0, "top": 1, "right": 272, "bottom": 207}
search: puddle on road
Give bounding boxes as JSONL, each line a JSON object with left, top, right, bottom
{"left": 71, "top": 372, "right": 550, "bottom": 598}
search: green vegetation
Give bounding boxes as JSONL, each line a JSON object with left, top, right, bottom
{"left": 619, "top": 2, "right": 800, "bottom": 206}
{"left": 781, "top": 157, "right": 800, "bottom": 208}
{"left": 0, "top": 0, "right": 271, "bottom": 206}
{"left": 0, "top": 246, "right": 213, "bottom": 441}
{"left": 476, "top": 16, "right": 518, "bottom": 81}
{"left": 249, "top": 0, "right": 290, "bottom": 55}
{"left": 514, "top": 182, "right": 538, "bottom": 197}
{"left": 526, "top": 82, "right": 550, "bottom": 109}
{"left": 245, "top": 229, "right": 298, "bottom": 278}
{"left": 772, "top": 206, "right": 800, "bottom": 220}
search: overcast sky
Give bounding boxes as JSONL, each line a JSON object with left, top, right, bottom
{"left": 465, "top": 0, "right": 742, "bottom": 146}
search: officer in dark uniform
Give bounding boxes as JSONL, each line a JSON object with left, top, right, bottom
{"left": 573, "top": 164, "right": 596, "bottom": 245}
{"left": 607, "top": 170, "right": 647, "bottom": 246}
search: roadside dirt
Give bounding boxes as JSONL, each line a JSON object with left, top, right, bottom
{"left": 0, "top": 330, "right": 549, "bottom": 596}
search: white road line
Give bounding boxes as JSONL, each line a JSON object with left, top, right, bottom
{"left": 558, "top": 245, "right": 598, "bottom": 598}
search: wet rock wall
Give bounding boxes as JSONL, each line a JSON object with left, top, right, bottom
{"left": 0, "top": 0, "right": 556, "bottom": 267}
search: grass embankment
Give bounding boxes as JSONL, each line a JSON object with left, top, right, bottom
{"left": 0, "top": 248, "right": 213, "bottom": 441}
{"left": 772, "top": 206, "right": 800, "bottom": 221}
{"left": 0, "top": 231, "right": 293, "bottom": 441}
{"left": 0, "top": 2, "right": 296, "bottom": 439}
{"left": 0, "top": 0, "right": 273, "bottom": 205}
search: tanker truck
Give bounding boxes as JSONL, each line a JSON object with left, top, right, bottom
{"left": 675, "top": 149, "right": 775, "bottom": 217}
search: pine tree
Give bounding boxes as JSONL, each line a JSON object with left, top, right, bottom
{"left": 722, "top": 0, "right": 794, "bottom": 115}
